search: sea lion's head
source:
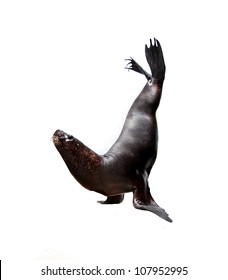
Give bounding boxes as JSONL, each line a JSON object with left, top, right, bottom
{"left": 52, "top": 129, "right": 77, "bottom": 152}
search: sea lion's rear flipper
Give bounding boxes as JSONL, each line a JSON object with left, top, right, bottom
{"left": 125, "top": 58, "right": 151, "bottom": 81}
{"left": 97, "top": 194, "right": 124, "bottom": 204}
{"left": 145, "top": 38, "right": 166, "bottom": 81}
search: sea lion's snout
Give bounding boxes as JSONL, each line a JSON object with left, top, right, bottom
{"left": 52, "top": 130, "right": 74, "bottom": 145}
{"left": 54, "top": 129, "right": 65, "bottom": 138}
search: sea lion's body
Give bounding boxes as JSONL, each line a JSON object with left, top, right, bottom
{"left": 53, "top": 39, "right": 172, "bottom": 222}
{"left": 101, "top": 81, "right": 160, "bottom": 194}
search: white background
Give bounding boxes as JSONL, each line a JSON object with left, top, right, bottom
{"left": 0, "top": 0, "right": 228, "bottom": 279}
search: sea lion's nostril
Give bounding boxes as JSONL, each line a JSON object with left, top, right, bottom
{"left": 54, "top": 130, "right": 65, "bottom": 138}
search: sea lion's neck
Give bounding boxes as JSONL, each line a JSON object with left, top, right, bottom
{"left": 56, "top": 139, "right": 103, "bottom": 190}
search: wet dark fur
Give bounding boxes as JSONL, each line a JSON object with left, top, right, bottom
{"left": 53, "top": 38, "right": 172, "bottom": 222}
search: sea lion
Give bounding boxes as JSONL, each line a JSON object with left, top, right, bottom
{"left": 53, "top": 38, "right": 172, "bottom": 222}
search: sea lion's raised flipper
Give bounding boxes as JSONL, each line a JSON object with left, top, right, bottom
{"left": 125, "top": 57, "right": 151, "bottom": 81}
{"left": 97, "top": 194, "right": 124, "bottom": 204}
{"left": 145, "top": 38, "right": 166, "bottom": 81}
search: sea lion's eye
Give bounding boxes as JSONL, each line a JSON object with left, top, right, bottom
{"left": 66, "top": 135, "right": 74, "bottom": 142}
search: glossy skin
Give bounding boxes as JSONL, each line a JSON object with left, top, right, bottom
{"left": 53, "top": 39, "right": 172, "bottom": 222}
{"left": 101, "top": 80, "right": 161, "bottom": 194}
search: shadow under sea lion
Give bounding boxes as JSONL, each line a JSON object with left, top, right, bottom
{"left": 53, "top": 38, "right": 172, "bottom": 222}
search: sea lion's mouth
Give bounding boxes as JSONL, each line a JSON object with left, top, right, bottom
{"left": 52, "top": 135, "right": 61, "bottom": 145}
{"left": 52, "top": 129, "right": 65, "bottom": 145}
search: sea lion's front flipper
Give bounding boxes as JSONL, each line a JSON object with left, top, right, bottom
{"left": 133, "top": 199, "right": 172, "bottom": 223}
{"left": 133, "top": 174, "right": 172, "bottom": 222}
{"left": 97, "top": 194, "right": 124, "bottom": 204}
